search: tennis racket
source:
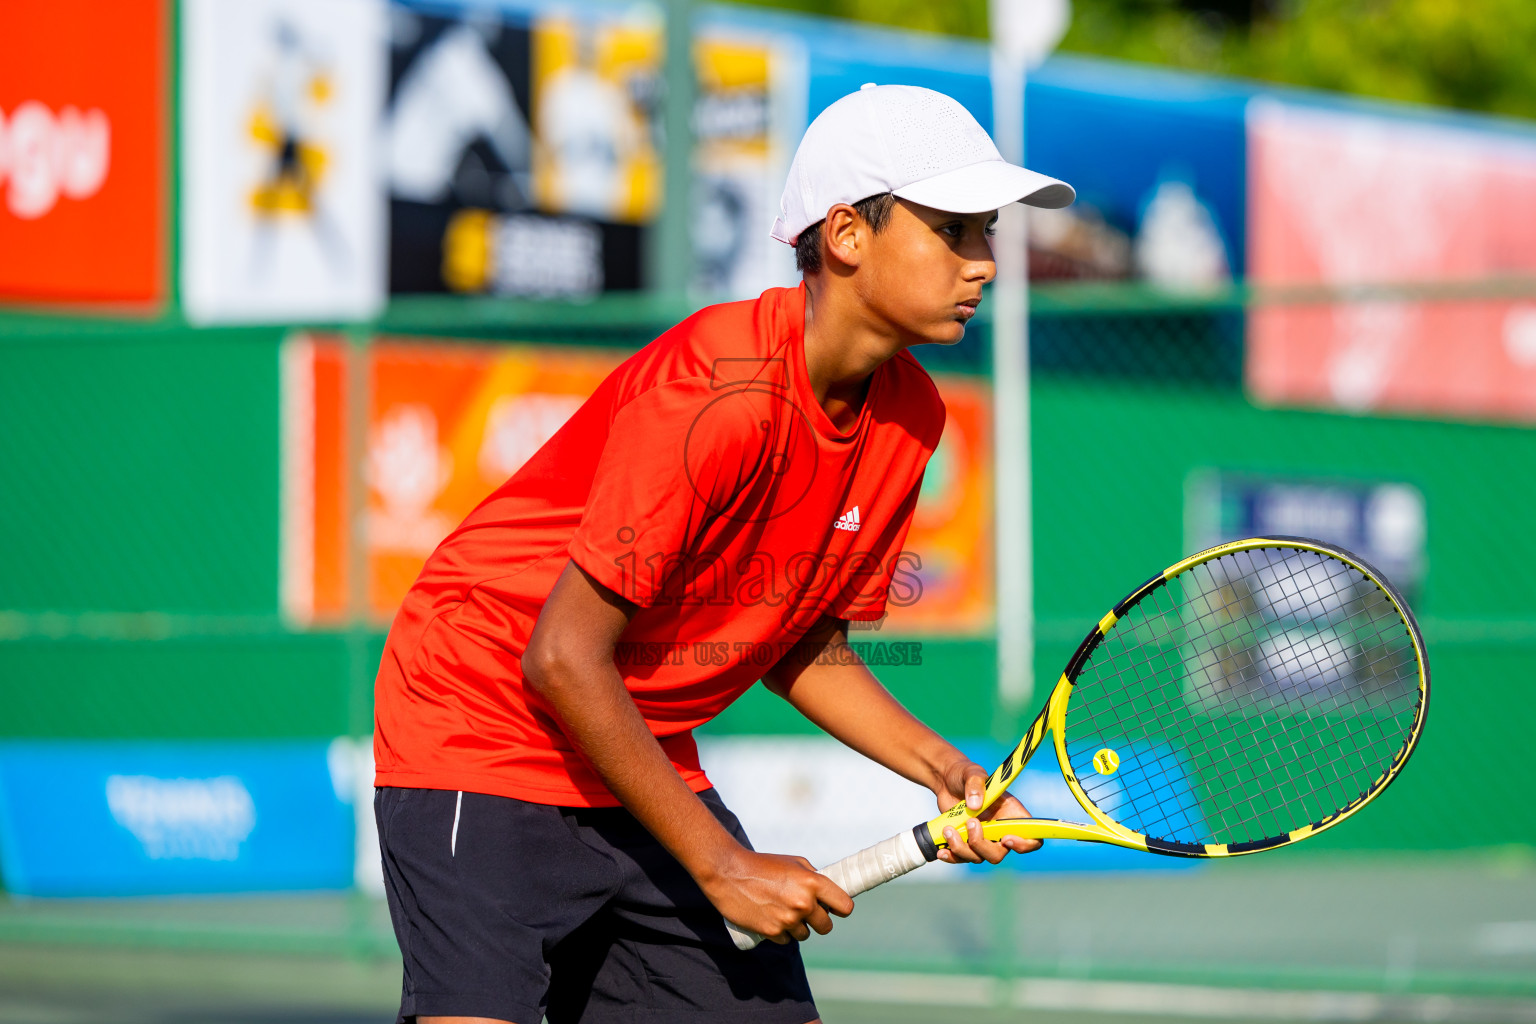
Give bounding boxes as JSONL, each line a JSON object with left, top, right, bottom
{"left": 728, "top": 536, "right": 1429, "bottom": 950}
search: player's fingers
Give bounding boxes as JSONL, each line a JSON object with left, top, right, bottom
{"left": 964, "top": 817, "right": 1010, "bottom": 865}
{"left": 981, "top": 823, "right": 1042, "bottom": 854}
{"left": 813, "top": 875, "right": 854, "bottom": 917}
{"left": 980, "top": 794, "right": 1044, "bottom": 853}
{"left": 789, "top": 919, "right": 811, "bottom": 942}
{"left": 942, "top": 824, "right": 984, "bottom": 863}
{"left": 805, "top": 902, "right": 835, "bottom": 936}
{"left": 1002, "top": 833, "right": 1044, "bottom": 854}
{"left": 964, "top": 764, "right": 987, "bottom": 812}
{"left": 984, "top": 791, "right": 1031, "bottom": 819}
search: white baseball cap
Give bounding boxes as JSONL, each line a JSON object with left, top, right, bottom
{"left": 771, "top": 83, "right": 1075, "bottom": 245}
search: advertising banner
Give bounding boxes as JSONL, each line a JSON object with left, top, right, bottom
{"left": 0, "top": 0, "right": 165, "bottom": 304}
{"left": 1026, "top": 58, "right": 1248, "bottom": 287}
{"left": 361, "top": 340, "right": 628, "bottom": 611}
{"left": 280, "top": 334, "right": 354, "bottom": 626}
{"left": 181, "top": 0, "right": 388, "bottom": 324}
{"left": 1185, "top": 471, "right": 1427, "bottom": 601}
{"left": 888, "top": 375, "right": 993, "bottom": 635}
{"left": 0, "top": 741, "right": 357, "bottom": 896}
{"left": 692, "top": 31, "right": 803, "bottom": 298}
{"left": 387, "top": 2, "right": 655, "bottom": 297}
{"left": 280, "top": 337, "right": 628, "bottom": 624}
{"left": 282, "top": 338, "right": 994, "bottom": 634}
{"left": 1247, "top": 100, "right": 1536, "bottom": 422}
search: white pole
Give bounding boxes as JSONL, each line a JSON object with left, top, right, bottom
{"left": 990, "top": 44, "right": 1033, "bottom": 712}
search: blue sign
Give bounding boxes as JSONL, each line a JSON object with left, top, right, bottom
{"left": 0, "top": 741, "right": 357, "bottom": 896}
{"left": 1028, "top": 56, "right": 1251, "bottom": 278}
{"left": 1186, "top": 471, "right": 1427, "bottom": 599}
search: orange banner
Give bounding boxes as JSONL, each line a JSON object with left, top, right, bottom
{"left": 282, "top": 338, "right": 993, "bottom": 635}
{"left": 886, "top": 375, "right": 993, "bottom": 635}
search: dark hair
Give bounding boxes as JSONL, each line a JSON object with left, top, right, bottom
{"left": 794, "top": 192, "right": 896, "bottom": 273}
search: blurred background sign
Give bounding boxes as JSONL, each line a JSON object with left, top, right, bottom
{"left": 1185, "top": 471, "right": 1428, "bottom": 601}
{"left": 280, "top": 335, "right": 628, "bottom": 624}
{"left": 386, "top": 2, "right": 654, "bottom": 298}
{"left": 891, "top": 376, "right": 994, "bottom": 635}
{"left": 1025, "top": 60, "right": 1245, "bottom": 289}
{"left": 0, "top": 0, "right": 166, "bottom": 305}
{"left": 181, "top": 0, "right": 388, "bottom": 324}
{"left": 0, "top": 741, "right": 355, "bottom": 897}
{"left": 691, "top": 31, "right": 801, "bottom": 297}
{"left": 280, "top": 336, "right": 997, "bottom": 633}
{"left": 1247, "top": 99, "right": 1536, "bottom": 422}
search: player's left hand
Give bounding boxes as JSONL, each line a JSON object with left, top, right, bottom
{"left": 932, "top": 760, "right": 1043, "bottom": 864}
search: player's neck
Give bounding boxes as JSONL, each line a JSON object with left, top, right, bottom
{"left": 800, "top": 278, "right": 899, "bottom": 429}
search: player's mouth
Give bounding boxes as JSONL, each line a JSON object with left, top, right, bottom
{"left": 956, "top": 298, "right": 981, "bottom": 321}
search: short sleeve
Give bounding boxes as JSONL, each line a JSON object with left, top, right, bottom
{"left": 828, "top": 475, "right": 925, "bottom": 622}
{"left": 567, "top": 379, "right": 764, "bottom": 607}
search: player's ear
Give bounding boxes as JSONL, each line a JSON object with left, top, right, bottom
{"left": 822, "top": 203, "right": 862, "bottom": 270}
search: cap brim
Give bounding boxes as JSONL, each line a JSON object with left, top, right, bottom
{"left": 892, "top": 160, "right": 1075, "bottom": 213}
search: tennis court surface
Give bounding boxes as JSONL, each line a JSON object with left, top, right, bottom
{"left": 2, "top": 852, "right": 1532, "bottom": 1023}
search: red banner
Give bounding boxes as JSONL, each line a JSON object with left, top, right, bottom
{"left": 1247, "top": 101, "right": 1536, "bottom": 422}
{"left": 0, "top": 0, "right": 165, "bottom": 304}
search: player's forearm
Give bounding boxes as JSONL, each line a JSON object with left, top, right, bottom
{"left": 765, "top": 635, "right": 966, "bottom": 797}
{"left": 524, "top": 654, "right": 742, "bottom": 881}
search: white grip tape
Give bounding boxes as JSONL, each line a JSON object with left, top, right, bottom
{"left": 725, "top": 828, "right": 929, "bottom": 951}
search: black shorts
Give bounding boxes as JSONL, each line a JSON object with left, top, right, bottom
{"left": 375, "top": 786, "right": 818, "bottom": 1024}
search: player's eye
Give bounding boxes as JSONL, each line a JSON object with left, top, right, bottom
{"left": 984, "top": 218, "right": 998, "bottom": 237}
{"left": 940, "top": 222, "right": 964, "bottom": 239}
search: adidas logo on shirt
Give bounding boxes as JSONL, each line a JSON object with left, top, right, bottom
{"left": 833, "top": 506, "right": 862, "bottom": 532}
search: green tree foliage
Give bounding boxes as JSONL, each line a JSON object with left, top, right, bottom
{"left": 730, "top": 0, "right": 1536, "bottom": 120}
{"left": 729, "top": 0, "right": 989, "bottom": 38}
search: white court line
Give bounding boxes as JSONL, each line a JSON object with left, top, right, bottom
{"left": 806, "top": 970, "right": 1536, "bottom": 1022}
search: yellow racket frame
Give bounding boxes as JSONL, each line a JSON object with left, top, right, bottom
{"left": 924, "top": 536, "right": 1431, "bottom": 859}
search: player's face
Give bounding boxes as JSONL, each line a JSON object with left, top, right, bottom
{"left": 863, "top": 199, "right": 998, "bottom": 347}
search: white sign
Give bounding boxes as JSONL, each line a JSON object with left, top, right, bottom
{"left": 698, "top": 736, "right": 939, "bottom": 874}
{"left": 181, "top": 0, "right": 387, "bottom": 324}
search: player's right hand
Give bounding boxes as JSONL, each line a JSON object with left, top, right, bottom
{"left": 701, "top": 848, "right": 854, "bottom": 944}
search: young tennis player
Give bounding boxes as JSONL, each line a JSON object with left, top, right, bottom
{"left": 373, "top": 83, "right": 1075, "bottom": 1024}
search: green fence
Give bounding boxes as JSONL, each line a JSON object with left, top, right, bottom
{"left": 2, "top": 287, "right": 1533, "bottom": 853}
{"left": 3, "top": 286, "right": 1536, "bottom": 1009}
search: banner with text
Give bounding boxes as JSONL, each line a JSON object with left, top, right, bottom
{"left": 0, "top": 741, "right": 356, "bottom": 896}
{"left": 0, "top": 0, "right": 165, "bottom": 304}
{"left": 281, "top": 337, "right": 993, "bottom": 634}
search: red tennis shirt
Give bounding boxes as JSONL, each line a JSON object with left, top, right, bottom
{"left": 373, "top": 284, "right": 947, "bottom": 805}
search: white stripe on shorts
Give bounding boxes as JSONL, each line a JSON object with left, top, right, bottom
{"left": 451, "top": 790, "right": 463, "bottom": 856}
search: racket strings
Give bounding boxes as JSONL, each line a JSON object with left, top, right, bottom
{"left": 1144, "top": 619, "right": 1415, "bottom": 823}
{"left": 1079, "top": 558, "right": 1407, "bottom": 739}
{"left": 1076, "top": 646, "right": 1405, "bottom": 842}
{"left": 1086, "top": 571, "right": 1415, "bottom": 842}
{"left": 1063, "top": 547, "right": 1421, "bottom": 847}
{"left": 1079, "top": 596, "right": 1405, "bottom": 810}
{"left": 1085, "top": 558, "right": 1418, "bottom": 842}
{"left": 1084, "top": 550, "right": 1411, "bottom": 742}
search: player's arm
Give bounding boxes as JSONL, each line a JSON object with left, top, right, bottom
{"left": 761, "top": 615, "right": 1042, "bottom": 864}
{"left": 521, "top": 560, "right": 854, "bottom": 943}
